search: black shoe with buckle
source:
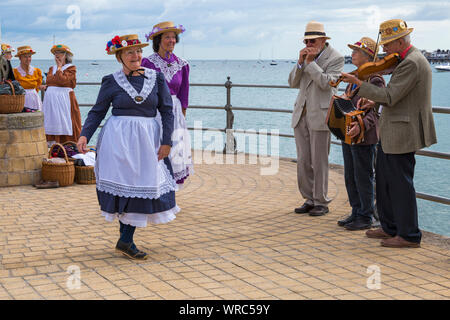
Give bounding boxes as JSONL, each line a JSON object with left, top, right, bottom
{"left": 115, "top": 239, "right": 148, "bottom": 260}
{"left": 337, "top": 214, "right": 355, "bottom": 227}
{"left": 309, "top": 206, "right": 329, "bottom": 216}
{"left": 294, "top": 202, "right": 314, "bottom": 214}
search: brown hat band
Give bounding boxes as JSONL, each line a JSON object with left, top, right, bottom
{"left": 304, "top": 31, "right": 326, "bottom": 36}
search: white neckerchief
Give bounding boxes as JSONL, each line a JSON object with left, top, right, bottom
{"left": 17, "top": 65, "right": 35, "bottom": 77}
{"left": 112, "top": 67, "right": 156, "bottom": 104}
{"left": 52, "top": 63, "right": 73, "bottom": 75}
{"left": 146, "top": 53, "right": 188, "bottom": 82}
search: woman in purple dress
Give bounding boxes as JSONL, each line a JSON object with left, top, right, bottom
{"left": 142, "top": 21, "right": 193, "bottom": 188}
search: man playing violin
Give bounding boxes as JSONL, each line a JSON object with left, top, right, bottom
{"left": 337, "top": 37, "right": 385, "bottom": 231}
{"left": 340, "top": 19, "right": 437, "bottom": 248}
{"left": 289, "top": 21, "right": 344, "bottom": 216}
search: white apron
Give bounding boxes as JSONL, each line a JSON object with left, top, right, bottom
{"left": 95, "top": 115, "right": 178, "bottom": 199}
{"left": 24, "top": 89, "right": 42, "bottom": 111}
{"left": 42, "top": 64, "right": 74, "bottom": 135}
{"left": 42, "top": 86, "right": 73, "bottom": 135}
{"left": 156, "top": 95, "right": 194, "bottom": 184}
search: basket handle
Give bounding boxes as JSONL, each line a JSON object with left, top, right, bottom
{"left": 48, "top": 143, "right": 70, "bottom": 163}
{"left": 5, "top": 80, "right": 15, "bottom": 96}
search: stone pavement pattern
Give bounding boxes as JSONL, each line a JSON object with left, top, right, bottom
{"left": 0, "top": 155, "right": 449, "bottom": 300}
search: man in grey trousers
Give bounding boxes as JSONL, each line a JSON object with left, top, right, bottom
{"left": 288, "top": 21, "right": 344, "bottom": 216}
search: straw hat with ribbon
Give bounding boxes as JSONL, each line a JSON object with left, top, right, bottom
{"left": 348, "top": 37, "right": 378, "bottom": 58}
{"left": 379, "top": 19, "right": 413, "bottom": 45}
{"left": 145, "top": 21, "right": 186, "bottom": 41}
{"left": 1, "top": 44, "right": 15, "bottom": 55}
{"left": 15, "top": 45, "right": 36, "bottom": 57}
{"left": 51, "top": 44, "right": 73, "bottom": 56}
{"left": 303, "top": 21, "right": 331, "bottom": 40}
{"left": 106, "top": 34, "right": 148, "bottom": 55}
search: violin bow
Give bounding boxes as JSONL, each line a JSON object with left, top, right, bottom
{"left": 373, "top": 30, "right": 381, "bottom": 62}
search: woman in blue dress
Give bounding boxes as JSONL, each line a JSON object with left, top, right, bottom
{"left": 77, "top": 34, "right": 178, "bottom": 260}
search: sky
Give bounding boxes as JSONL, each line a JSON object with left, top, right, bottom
{"left": 1, "top": 0, "right": 450, "bottom": 60}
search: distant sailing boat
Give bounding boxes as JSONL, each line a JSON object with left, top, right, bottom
{"left": 270, "top": 47, "right": 277, "bottom": 65}
{"left": 257, "top": 51, "right": 263, "bottom": 64}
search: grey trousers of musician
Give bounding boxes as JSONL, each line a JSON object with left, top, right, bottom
{"left": 294, "top": 114, "right": 331, "bottom": 207}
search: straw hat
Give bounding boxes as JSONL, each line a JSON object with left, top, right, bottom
{"left": 379, "top": 19, "right": 413, "bottom": 45}
{"left": 106, "top": 34, "right": 149, "bottom": 55}
{"left": 15, "top": 45, "right": 36, "bottom": 57}
{"left": 1, "top": 43, "right": 14, "bottom": 54}
{"left": 348, "top": 37, "right": 378, "bottom": 58}
{"left": 145, "top": 21, "right": 186, "bottom": 41}
{"left": 303, "top": 21, "right": 331, "bottom": 40}
{"left": 51, "top": 44, "right": 73, "bottom": 56}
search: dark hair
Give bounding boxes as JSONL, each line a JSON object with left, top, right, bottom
{"left": 152, "top": 33, "right": 180, "bottom": 52}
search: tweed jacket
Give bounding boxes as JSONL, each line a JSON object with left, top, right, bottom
{"left": 358, "top": 46, "right": 437, "bottom": 154}
{"left": 288, "top": 43, "right": 344, "bottom": 130}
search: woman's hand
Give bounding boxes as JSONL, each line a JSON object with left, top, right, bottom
{"left": 77, "top": 136, "right": 88, "bottom": 154}
{"left": 340, "top": 72, "right": 363, "bottom": 87}
{"left": 55, "top": 54, "right": 65, "bottom": 69}
{"left": 39, "top": 85, "right": 47, "bottom": 91}
{"left": 158, "top": 145, "right": 171, "bottom": 161}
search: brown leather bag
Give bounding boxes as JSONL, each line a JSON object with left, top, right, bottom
{"left": 326, "top": 94, "right": 365, "bottom": 145}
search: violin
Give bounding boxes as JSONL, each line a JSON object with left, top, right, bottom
{"left": 329, "top": 53, "right": 401, "bottom": 87}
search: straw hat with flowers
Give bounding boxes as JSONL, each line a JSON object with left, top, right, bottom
{"left": 348, "top": 37, "right": 378, "bottom": 58}
{"left": 15, "top": 45, "right": 36, "bottom": 57}
{"left": 51, "top": 44, "right": 73, "bottom": 56}
{"left": 145, "top": 21, "right": 186, "bottom": 41}
{"left": 106, "top": 34, "right": 148, "bottom": 55}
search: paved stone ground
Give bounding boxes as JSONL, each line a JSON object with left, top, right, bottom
{"left": 0, "top": 154, "right": 449, "bottom": 300}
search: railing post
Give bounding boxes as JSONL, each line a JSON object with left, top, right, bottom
{"left": 224, "top": 76, "right": 236, "bottom": 154}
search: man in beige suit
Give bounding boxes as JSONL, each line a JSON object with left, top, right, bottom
{"left": 288, "top": 21, "right": 344, "bottom": 216}
{"left": 341, "top": 19, "right": 437, "bottom": 248}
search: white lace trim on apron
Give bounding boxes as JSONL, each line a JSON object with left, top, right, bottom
{"left": 112, "top": 68, "right": 156, "bottom": 104}
{"left": 146, "top": 53, "right": 188, "bottom": 82}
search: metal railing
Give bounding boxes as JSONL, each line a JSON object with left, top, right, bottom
{"left": 74, "top": 77, "right": 450, "bottom": 205}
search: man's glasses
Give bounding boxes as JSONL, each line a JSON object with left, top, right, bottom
{"left": 303, "top": 39, "right": 316, "bottom": 44}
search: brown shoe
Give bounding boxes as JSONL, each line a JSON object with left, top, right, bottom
{"left": 381, "top": 236, "right": 420, "bottom": 248}
{"left": 366, "top": 228, "right": 393, "bottom": 239}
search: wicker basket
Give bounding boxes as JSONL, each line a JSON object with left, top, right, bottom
{"left": 0, "top": 81, "right": 25, "bottom": 114}
{"left": 41, "top": 143, "right": 75, "bottom": 187}
{"left": 75, "top": 165, "right": 96, "bottom": 184}
{"left": 61, "top": 141, "right": 96, "bottom": 184}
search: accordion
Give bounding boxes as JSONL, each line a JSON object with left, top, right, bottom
{"left": 326, "top": 95, "right": 365, "bottom": 145}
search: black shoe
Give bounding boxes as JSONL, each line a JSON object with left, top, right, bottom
{"left": 309, "top": 206, "right": 329, "bottom": 216}
{"left": 115, "top": 239, "right": 148, "bottom": 260}
{"left": 294, "top": 202, "right": 314, "bottom": 214}
{"left": 344, "top": 216, "right": 372, "bottom": 231}
{"left": 337, "top": 214, "right": 355, "bottom": 227}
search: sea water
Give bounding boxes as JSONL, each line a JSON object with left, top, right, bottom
{"left": 12, "top": 59, "right": 450, "bottom": 236}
